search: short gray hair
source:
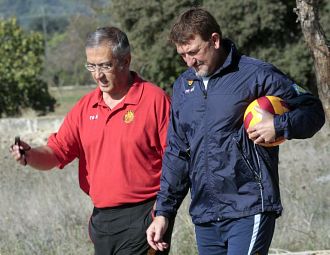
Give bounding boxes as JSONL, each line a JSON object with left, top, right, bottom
{"left": 85, "top": 26, "right": 130, "bottom": 59}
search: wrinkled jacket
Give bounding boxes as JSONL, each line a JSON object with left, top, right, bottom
{"left": 155, "top": 39, "right": 325, "bottom": 224}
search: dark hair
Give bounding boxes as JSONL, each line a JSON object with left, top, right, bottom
{"left": 85, "top": 26, "right": 130, "bottom": 58}
{"left": 169, "top": 7, "right": 222, "bottom": 45}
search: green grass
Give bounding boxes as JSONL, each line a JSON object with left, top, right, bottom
{"left": 49, "top": 85, "right": 95, "bottom": 116}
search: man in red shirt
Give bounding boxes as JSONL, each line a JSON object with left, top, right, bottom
{"left": 10, "top": 27, "right": 171, "bottom": 255}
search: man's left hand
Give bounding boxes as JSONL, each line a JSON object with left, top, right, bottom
{"left": 246, "top": 106, "right": 276, "bottom": 145}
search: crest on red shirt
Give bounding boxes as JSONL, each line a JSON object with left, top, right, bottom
{"left": 123, "top": 110, "right": 134, "bottom": 123}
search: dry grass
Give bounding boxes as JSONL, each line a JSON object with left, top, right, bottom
{"left": 272, "top": 126, "right": 330, "bottom": 250}
{"left": 269, "top": 249, "right": 330, "bottom": 255}
{"left": 0, "top": 152, "right": 94, "bottom": 254}
{"left": 163, "top": 123, "right": 330, "bottom": 254}
{"left": 0, "top": 87, "right": 329, "bottom": 254}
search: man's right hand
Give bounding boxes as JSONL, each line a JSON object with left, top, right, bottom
{"left": 146, "top": 216, "right": 169, "bottom": 251}
{"left": 10, "top": 137, "right": 31, "bottom": 166}
{"left": 9, "top": 138, "right": 59, "bottom": 170}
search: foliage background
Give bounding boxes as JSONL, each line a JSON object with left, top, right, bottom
{"left": 111, "top": 0, "right": 330, "bottom": 94}
{"left": 0, "top": 18, "right": 55, "bottom": 117}
{"left": 0, "top": 0, "right": 329, "bottom": 254}
{"left": 0, "top": 0, "right": 329, "bottom": 116}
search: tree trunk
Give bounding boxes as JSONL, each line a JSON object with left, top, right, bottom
{"left": 295, "top": 0, "right": 330, "bottom": 120}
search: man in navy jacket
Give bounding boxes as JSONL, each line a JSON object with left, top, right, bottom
{"left": 147, "top": 7, "right": 325, "bottom": 255}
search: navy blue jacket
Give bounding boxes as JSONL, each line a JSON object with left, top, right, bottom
{"left": 155, "top": 39, "right": 325, "bottom": 224}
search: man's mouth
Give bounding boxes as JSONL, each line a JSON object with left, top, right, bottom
{"left": 193, "top": 61, "right": 204, "bottom": 70}
{"left": 98, "top": 77, "right": 108, "bottom": 86}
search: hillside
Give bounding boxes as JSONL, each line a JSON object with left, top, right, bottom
{"left": 0, "top": 0, "right": 109, "bottom": 31}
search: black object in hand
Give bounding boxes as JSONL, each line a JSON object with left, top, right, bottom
{"left": 15, "top": 136, "right": 25, "bottom": 155}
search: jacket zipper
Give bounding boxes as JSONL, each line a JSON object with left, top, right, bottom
{"left": 233, "top": 137, "right": 265, "bottom": 212}
{"left": 199, "top": 79, "right": 207, "bottom": 99}
{"left": 203, "top": 90, "right": 207, "bottom": 99}
{"left": 202, "top": 83, "right": 216, "bottom": 210}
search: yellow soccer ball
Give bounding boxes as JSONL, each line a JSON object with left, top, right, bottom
{"left": 244, "top": 96, "right": 289, "bottom": 147}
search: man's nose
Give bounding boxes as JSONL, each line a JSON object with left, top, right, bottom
{"left": 94, "top": 69, "right": 104, "bottom": 79}
{"left": 185, "top": 55, "right": 196, "bottom": 67}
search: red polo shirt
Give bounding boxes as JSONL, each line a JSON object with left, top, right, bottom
{"left": 47, "top": 72, "right": 171, "bottom": 208}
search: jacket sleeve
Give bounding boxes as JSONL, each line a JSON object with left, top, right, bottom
{"left": 155, "top": 80, "right": 190, "bottom": 219}
{"left": 256, "top": 65, "right": 325, "bottom": 140}
{"left": 275, "top": 92, "right": 325, "bottom": 139}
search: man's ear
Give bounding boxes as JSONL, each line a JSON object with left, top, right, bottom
{"left": 210, "top": 33, "right": 221, "bottom": 49}
{"left": 124, "top": 54, "right": 131, "bottom": 68}
{"left": 119, "top": 54, "right": 131, "bottom": 71}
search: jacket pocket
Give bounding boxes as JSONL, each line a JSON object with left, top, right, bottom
{"left": 232, "top": 131, "right": 265, "bottom": 211}
{"left": 233, "top": 137, "right": 261, "bottom": 180}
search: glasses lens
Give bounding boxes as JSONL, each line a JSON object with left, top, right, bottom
{"left": 85, "top": 63, "right": 113, "bottom": 73}
{"left": 85, "top": 64, "right": 95, "bottom": 72}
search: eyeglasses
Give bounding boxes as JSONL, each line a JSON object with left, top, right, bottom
{"left": 85, "top": 62, "right": 113, "bottom": 73}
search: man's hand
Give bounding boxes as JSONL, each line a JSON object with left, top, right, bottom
{"left": 9, "top": 137, "right": 31, "bottom": 166}
{"left": 247, "top": 106, "right": 276, "bottom": 145}
{"left": 146, "top": 216, "right": 169, "bottom": 251}
{"left": 9, "top": 138, "right": 59, "bottom": 170}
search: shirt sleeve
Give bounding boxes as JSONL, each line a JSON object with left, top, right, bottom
{"left": 155, "top": 79, "right": 191, "bottom": 219}
{"left": 47, "top": 106, "right": 81, "bottom": 169}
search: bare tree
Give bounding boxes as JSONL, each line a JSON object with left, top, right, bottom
{"left": 295, "top": 0, "right": 330, "bottom": 120}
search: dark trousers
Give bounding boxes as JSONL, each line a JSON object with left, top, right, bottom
{"left": 195, "top": 212, "right": 276, "bottom": 255}
{"left": 89, "top": 199, "right": 173, "bottom": 255}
